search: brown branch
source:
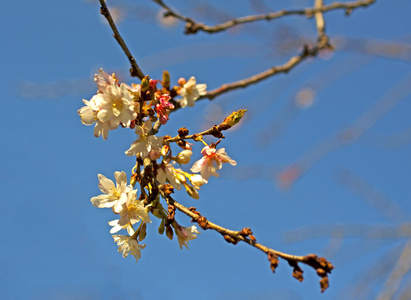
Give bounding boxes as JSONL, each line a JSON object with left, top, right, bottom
{"left": 154, "top": 0, "right": 375, "bottom": 35}
{"left": 314, "top": 0, "right": 330, "bottom": 48}
{"left": 99, "top": 0, "right": 145, "bottom": 80}
{"left": 165, "top": 125, "right": 223, "bottom": 143}
{"left": 163, "top": 193, "right": 334, "bottom": 292}
{"left": 201, "top": 43, "right": 325, "bottom": 100}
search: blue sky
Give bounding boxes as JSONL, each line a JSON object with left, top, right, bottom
{"left": 2, "top": 0, "right": 411, "bottom": 299}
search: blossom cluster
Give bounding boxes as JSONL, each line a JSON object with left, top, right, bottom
{"left": 80, "top": 69, "right": 244, "bottom": 262}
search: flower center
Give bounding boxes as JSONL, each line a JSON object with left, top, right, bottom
{"left": 109, "top": 187, "right": 121, "bottom": 200}
{"left": 186, "top": 86, "right": 193, "bottom": 94}
{"left": 112, "top": 99, "right": 123, "bottom": 110}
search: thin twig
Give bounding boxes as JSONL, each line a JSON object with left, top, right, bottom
{"left": 99, "top": 0, "right": 145, "bottom": 79}
{"left": 201, "top": 44, "right": 324, "bottom": 100}
{"left": 169, "top": 196, "right": 301, "bottom": 260}
{"left": 314, "top": 0, "right": 329, "bottom": 47}
{"left": 162, "top": 193, "right": 334, "bottom": 292}
{"left": 165, "top": 126, "right": 221, "bottom": 143}
{"left": 154, "top": 0, "right": 375, "bottom": 34}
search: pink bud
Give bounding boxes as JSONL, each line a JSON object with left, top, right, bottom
{"left": 178, "top": 77, "right": 186, "bottom": 86}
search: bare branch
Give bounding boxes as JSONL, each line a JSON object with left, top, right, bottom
{"left": 99, "top": 0, "right": 145, "bottom": 79}
{"left": 154, "top": 0, "right": 375, "bottom": 34}
{"left": 163, "top": 193, "right": 334, "bottom": 292}
{"left": 201, "top": 43, "right": 326, "bottom": 100}
{"left": 314, "top": 0, "right": 330, "bottom": 48}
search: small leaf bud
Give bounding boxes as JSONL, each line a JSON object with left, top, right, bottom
{"left": 178, "top": 127, "right": 189, "bottom": 136}
{"left": 219, "top": 109, "right": 247, "bottom": 130}
{"left": 162, "top": 70, "right": 170, "bottom": 90}
{"left": 166, "top": 224, "right": 174, "bottom": 240}
{"left": 141, "top": 75, "right": 151, "bottom": 92}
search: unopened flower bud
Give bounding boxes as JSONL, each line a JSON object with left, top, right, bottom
{"left": 141, "top": 75, "right": 151, "bottom": 92}
{"left": 178, "top": 77, "right": 186, "bottom": 86}
{"left": 219, "top": 109, "right": 247, "bottom": 130}
{"left": 149, "top": 79, "right": 159, "bottom": 90}
{"left": 178, "top": 127, "right": 189, "bottom": 136}
{"left": 184, "top": 183, "right": 200, "bottom": 199}
{"left": 161, "top": 145, "right": 170, "bottom": 156}
{"left": 175, "top": 171, "right": 187, "bottom": 184}
{"left": 174, "top": 150, "right": 192, "bottom": 164}
{"left": 158, "top": 219, "right": 165, "bottom": 234}
{"left": 139, "top": 223, "right": 147, "bottom": 241}
{"left": 166, "top": 224, "right": 174, "bottom": 240}
{"left": 162, "top": 70, "right": 170, "bottom": 90}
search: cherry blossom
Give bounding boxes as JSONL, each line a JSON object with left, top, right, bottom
{"left": 95, "top": 83, "right": 137, "bottom": 128}
{"left": 94, "top": 68, "right": 118, "bottom": 91}
{"left": 125, "top": 120, "right": 163, "bottom": 158}
{"left": 109, "top": 189, "right": 151, "bottom": 234}
{"left": 112, "top": 229, "right": 146, "bottom": 262}
{"left": 90, "top": 171, "right": 131, "bottom": 211}
{"left": 173, "top": 223, "right": 200, "bottom": 250}
{"left": 78, "top": 97, "right": 112, "bottom": 140}
{"left": 190, "top": 146, "right": 237, "bottom": 181}
{"left": 179, "top": 76, "right": 207, "bottom": 108}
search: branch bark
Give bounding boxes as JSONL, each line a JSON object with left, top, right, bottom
{"left": 99, "top": 0, "right": 145, "bottom": 79}
{"left": 162, "top": 193, "right": 334, "bottom": 292}
{"left": 154, "top": 0, "right": 375, "bottom": 34}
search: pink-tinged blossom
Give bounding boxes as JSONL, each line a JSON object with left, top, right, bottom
{"left": 109, "top": 189, "right": 151, "bottom": 234}
{"left": 125, "top": 120, "right": 163, "bottom": 158}
{"left": 179, "top": 76, "right": 207, "bottom": 108}
{"left": 156, "top": 94, "right": 174, "bottom": 125}
{"left": 90, "top": 171, "right": 131, "bottom": 211}
{"left": 173, "top": 223, "right": 200, "bottom": 250}
{"left": 112, "top": 229, "right": 146, "bottom": 262}
{"left": 190, "top": 146, "right": 237, "bottom": 181}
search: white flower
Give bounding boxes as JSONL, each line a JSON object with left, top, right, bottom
{"left": 109, "top": 189, "right": 151, "bottom": 233}
{"left": 125, "top": 120, "right": 163, "bottom": 158}
{"left": 190, "top": 146, "right": 237, "bottom": 181}
{"left": 189, "top": 174, "right": 207, "bottom": 189}
{"left": 78, "top": 97, "right": 112, "bottom": 140}
{"left": 112, "top": 230, "right": 146, "bottom": 262}
{"left": 94, "top": 68, "right": 118, "bottom": 91}
{"left": 174, "top": 223, "right": 200, "bottom": 249}
{"left": 157, "top": 164, "right": 182, "bottom": 190}
{"left": 96, "top": 83, "right": 137, "bottom": 128}
{"left": 173, "top": 150, "right": 193, "bottom": 165}
{"left": 90, "top": 171, "right": 131, "bottom": 212}
{"left": 108, "top": 220, "right": 135, "bottom": 235}
{"left": 78, "top": 69, "right": 137, "bottom": 140}
{"left": 179, "top": 76, "right": 207, "bottom": 108}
